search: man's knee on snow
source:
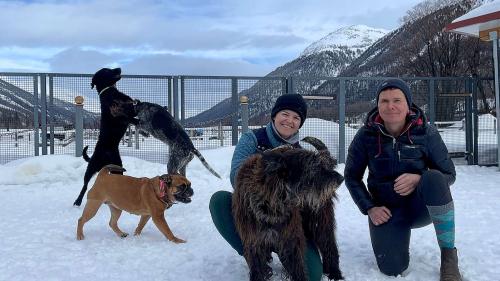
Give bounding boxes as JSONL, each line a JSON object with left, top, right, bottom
{"left": 376, "top": 252, "right": 409, "bottom": 277}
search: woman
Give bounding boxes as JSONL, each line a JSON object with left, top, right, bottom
{"left": 209, "top": 94, "right": 325, "bottom": 281}
{"left": 344, "top": 78, "right": 461, "bottom": 281}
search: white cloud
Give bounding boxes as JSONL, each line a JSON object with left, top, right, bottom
{"left": 0, "top": 0, "right": 424, "bottom": 75}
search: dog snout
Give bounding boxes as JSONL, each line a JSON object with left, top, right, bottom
{"left": 180, "top": 184, "right": 194, "bottom": 197}
{"left": 174, "top": 184, "right": 194, "bottom": 204}
{"left": 91, "top": 67, "right": 122, "bottom": 90}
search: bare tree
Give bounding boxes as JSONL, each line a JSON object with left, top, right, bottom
{"left": 393, "top": 1, "right": 492, "bottom": 120}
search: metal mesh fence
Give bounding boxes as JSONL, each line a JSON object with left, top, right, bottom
{"left": 0, "top": 73, "right": 37, "bottom": 164}
{"left": 181, "top": 76, "right": 233, "bottom": 151}
{"left": 291, "top": 78, "right": 341, "bottom": 159}
{"left": 0, "top": 73, "right": 497, "bottom": 166}
{"left": 476, "top": 78, "right": 497, "bottom": 165}
{"left": 432, "top": 79, "right": 470, "bottom": 164}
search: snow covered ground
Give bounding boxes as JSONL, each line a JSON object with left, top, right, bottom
{"left": 0, "top": 145, "right": 499, "bottom": 281}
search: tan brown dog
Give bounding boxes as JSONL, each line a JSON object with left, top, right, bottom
{"left": 76, "top": 164, "right": 193, "bottom": 243}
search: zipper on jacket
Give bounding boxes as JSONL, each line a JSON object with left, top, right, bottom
{"left": 378, "top": 127, "right": 397, "bottom": 148}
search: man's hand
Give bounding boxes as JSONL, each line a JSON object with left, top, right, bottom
{"left": 394, "top": 173, "right": 421, "bottom": 196}
{"left": 368, "top": 206, "right": 391, "bottom": 226}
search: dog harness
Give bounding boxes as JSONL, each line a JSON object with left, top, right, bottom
{"left": 253, "top": 127, "right": 273, "bottom": 152}
{"left": 253, "top": 127, "right": 301, "bottom": 152}
{"left": 98, "top": 86, "right": 114, "bottom": 96}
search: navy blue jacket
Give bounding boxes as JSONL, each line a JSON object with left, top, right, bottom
{"left": 344, "top": 105, "right": 456, "bottom": 215}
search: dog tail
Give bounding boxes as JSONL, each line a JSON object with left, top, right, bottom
{"left": 82, "top": 146, "right": 91, "bottom": 162}
{"left": 301, "top": 136, "right": 328, "bottom": 151}
{"left": 193, "top": 149, "right": 221, "bottom": 179}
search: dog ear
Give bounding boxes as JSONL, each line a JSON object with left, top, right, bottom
{"left": 160, "top": 174, "right": 172, "bottom": 185}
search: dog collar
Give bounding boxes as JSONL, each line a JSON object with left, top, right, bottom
{"left": 99, "top": 86, "right": 114, "bottom": 95}
{"left": 158, "top": 179, "right": 174, "bottom": 208}
{"left": 159, "top": 180, "right": 166, "bottom": 197}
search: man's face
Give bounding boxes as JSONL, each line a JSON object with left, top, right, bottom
{"left": 273, "top": 109, "right": 301, "bottom": 139}
{"left": 377, "top": 88, "right": 409, "bottom": 127}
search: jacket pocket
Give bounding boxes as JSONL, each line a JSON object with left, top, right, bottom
{"left": 399, "top": 144, "right": 423, "bottom": 160}
{"left": 399, "top": 144, "right": 426, "bottom": 172}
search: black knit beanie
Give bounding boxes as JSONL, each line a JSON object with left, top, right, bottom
{"left": 376, "top": 78, "right": 412, "bottom": 108}
{"left": 271, "top": 94, "right": 308, "bottom": 128}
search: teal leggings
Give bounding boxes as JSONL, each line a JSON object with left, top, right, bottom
{"left": 209, "top": 190, "right": 323, "bottom": 281}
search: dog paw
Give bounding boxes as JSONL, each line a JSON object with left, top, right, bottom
{"left": 133, "top": 230, "right": 142, "bottom": 236}
{"left": 170, "top": 237, "right": 186, "bottom": 244}
{"left": 120, "top": 233, "right": 129, "bottom": 238}
{"left": 77, "top": 234, "right": 84, "bottom": 240}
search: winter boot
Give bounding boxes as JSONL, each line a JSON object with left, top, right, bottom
{"left": 440, "top": 248, "right": 462, "bottom": 281}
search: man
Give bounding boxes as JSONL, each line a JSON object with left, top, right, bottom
{"left": 344, "top": 78, "right": 461, "bottom": 281}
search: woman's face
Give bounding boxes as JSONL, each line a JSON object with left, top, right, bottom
{"left": 273, "top": 109, "right": 301, "bottom": 139}
{"left": 377, "top": 88, "right": 409, "bottom": 127}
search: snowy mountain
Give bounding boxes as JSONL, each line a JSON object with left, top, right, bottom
{"left": 300, "top": 25, "right": 388, "bottom": 59}
{"left": 268, "top": 24, "right": 388, "bottom": 78}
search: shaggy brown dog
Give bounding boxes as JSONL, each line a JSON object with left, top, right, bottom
{"left": 232, "top": 137, "right": 344, "bottom": 281}
{"left": 76, "top": 165, "right": 193, "bottom": 243}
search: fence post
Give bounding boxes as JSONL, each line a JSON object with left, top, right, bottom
{"left": 338, "top": 79, "right": 346, "bottom": 164}
{"left": 464, "top": 80, "right": 473, "bottom": 165}
{"left": 74, "top": 96, "right": 84, "bottom": 157}
{"left": 218, "top": 121, "right": 224, "bottom": 147}
{"left": 127, "top": 126, "right": 132, "bottom": 147}
{"left": 471, "top": 78, "right": 479, "bottom": 165}
{"left": 48, "top": 75, "right": 54, "bottom": 154}
{"left": 281, "top": 77, "right": 287, "bottom": 94}
{"left": 231, "top": 78, "right": 238, "bottom": 145}
{"left": 429, "top": 79, "right": 435, "bottom": 125}
{"left": 180, "top": 76, "right": 185, "bottom": 124}
{"left": 287, "top": 76, "right": 294, "bottom": 94}
{"left": 33, "top": 75, "right": 39, "bottom": 156}
{"left": 491, "top": 31, "right": 500, "bottom": 170}
{"left": 167, "top": 76, "right": 173, "bottom": 114}
{"left": 40, "top": 74, "right": 48, "bottom": 155}
{"left": 135, "top": 126, "right": 140, "bottom": 150}
{"left": 173, "top": 76, "right": 179, "bottom": 121}
{"left": 240, "top": 95, "right": 249, "bottom": 134}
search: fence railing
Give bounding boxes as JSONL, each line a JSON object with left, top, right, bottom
{"left": 0, "top": 73, "right": 497, "bottom": 166}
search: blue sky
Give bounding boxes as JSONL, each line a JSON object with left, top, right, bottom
{"left": 0, "top": 0, "right": 423, "bottom": 76}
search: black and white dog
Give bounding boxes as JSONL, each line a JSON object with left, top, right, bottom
{"left": 73, "top": 67, "right": 138, "bottom": 206}
{"left": 133, "top": 101, "right": 221, "bottom": 179}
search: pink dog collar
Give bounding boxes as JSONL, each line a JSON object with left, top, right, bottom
{"left": 159, "top": 180, "right": 166, "bottom": 197}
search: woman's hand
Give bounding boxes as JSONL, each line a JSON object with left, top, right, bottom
{"left": 368, "top": 206, "right": 392, "bottom": 226}
{"left": 394, "top": 173, "right": 421, "bottom": 196}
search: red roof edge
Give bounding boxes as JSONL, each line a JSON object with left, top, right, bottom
{"left": 445, "top": 10, "right": 500, "bottom": 31}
